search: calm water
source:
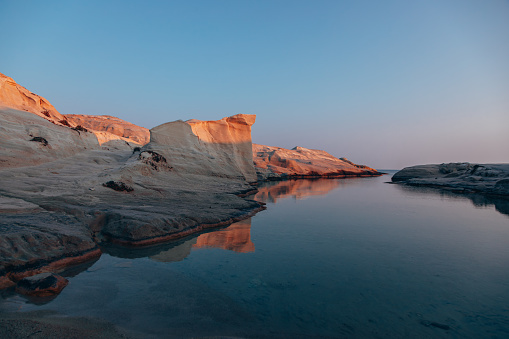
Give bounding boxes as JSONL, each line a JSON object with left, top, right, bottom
{"left": 2, "top": 173, "right": 509, "bottom": 338}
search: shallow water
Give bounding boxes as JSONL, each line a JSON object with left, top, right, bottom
{"left": 1, "top": 173, "right": 509, "bottom": 338}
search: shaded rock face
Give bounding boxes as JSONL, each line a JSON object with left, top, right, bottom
{"left": 253, "top": 144, "right": 381, "bottom": 180}
{"left": 65, "top": 114, "right": 150, "bottom": 145}
{"left": 15, "top": 272, "right": 68, "bottom": 297}
{"left": 392, "top": 163, "right": 509, "bottom": 196}
{"left": 0, "top": 73, "right": 66, "bottom": 125}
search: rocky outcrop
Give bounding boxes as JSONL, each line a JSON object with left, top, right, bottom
{"left": 0, "top": 73, "right": 66, "bottom": 125}
{"left": 0, "top": 108, "right": 263, "bottom": 289}
{"left": 0, "top": 73, "right": 142, "bottom": 149}
{"left": 392, "top": 163, "right": 509, "bottom": 196}
{"left": 65, "top": 114, "right": 150, "bottom": 145}
{"left": 253, "top": 144, "right": 381, "bottom": 180}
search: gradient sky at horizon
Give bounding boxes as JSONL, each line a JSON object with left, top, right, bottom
{"left": 1, "top": 0, "right": 508, "bottom": 169}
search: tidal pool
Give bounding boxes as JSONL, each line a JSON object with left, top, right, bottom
{"left": 1, "top": 173, "right": 509, "bottom": 338}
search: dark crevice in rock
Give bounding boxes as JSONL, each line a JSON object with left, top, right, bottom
{"left": 102, "top": 181, "right": 134, "bottom": 192}
{"left": 29, "top": 137, "right": 48, "bottom": 146}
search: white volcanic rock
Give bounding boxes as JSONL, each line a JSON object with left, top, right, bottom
{"left": 392, "top": 163, "right": 509, "bottom": 196}
{"left": 253, "top": 144, "right": 381, "bottom": 180}
{"left": 65, "top": 114, "right": 150, "bottom": 145}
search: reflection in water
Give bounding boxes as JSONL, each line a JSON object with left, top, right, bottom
{"left": 193, "top": 219, "right": 254, "bottom": 253}
{"left": 101, "top": 218, "right": 255, "bottom": 263}
{"left": 394, "top": 183, "right": 509, "bottom": 217}
{"left": 255, "top": 178, "right": 347, "bottom": 203}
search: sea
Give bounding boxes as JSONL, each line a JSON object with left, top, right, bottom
{"left": 1, "top": 172, "right": 508, "bottom": 338}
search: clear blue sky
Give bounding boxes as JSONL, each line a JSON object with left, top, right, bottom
{"left": 1, "top": 0, "right": 508, "bottom": 169}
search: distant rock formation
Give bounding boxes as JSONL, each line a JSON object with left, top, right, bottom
{"left": 392, "top": 163, "right": 509, "bottom": 196}
{"left": 65, "top": 114, "right": 150, "bottom": 145}
{"left": 253, "top": 144, "right": 381, "bottom": 180}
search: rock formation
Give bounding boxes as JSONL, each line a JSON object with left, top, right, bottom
{"left": 392, "top": 163, "right": 509, "bottom": 196}
{"left": 253, "top": 144, "right": 381, "bottom": 180}
{"left": 65, "top": 114, "right": 150, "bottom": 145}
{"left": 0, "top": 73, "right": 264, "bottom": 292}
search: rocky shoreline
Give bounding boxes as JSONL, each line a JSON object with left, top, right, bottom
{"left": 391, "top": 163, "right": 509, "bottom": 197}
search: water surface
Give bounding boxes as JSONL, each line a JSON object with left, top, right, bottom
{"left": 1, "top": 174, "right": 508, "bottom": 338}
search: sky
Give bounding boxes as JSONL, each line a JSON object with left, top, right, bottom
{"left": 1, "top": 0, "right": 508, "bottom": 169}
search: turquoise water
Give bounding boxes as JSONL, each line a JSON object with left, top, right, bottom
{"left": 2, "top": 174, "right": 509, "bottom": 338}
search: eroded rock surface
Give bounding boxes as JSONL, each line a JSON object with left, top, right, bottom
{"left": 253, "top": 144, "right": 381, "bottom": 180}
{"left": 392, "top": 163, "right": 509, "bottom": 196}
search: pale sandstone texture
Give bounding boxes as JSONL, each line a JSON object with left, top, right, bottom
{"left": 392, "top": 163, "right": 509, "bottom": 196}
{"left": 253, "top": 144, "right": 381, "bottom": 180}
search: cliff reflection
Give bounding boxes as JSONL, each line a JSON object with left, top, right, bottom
{"left": 151, "top": 218, "right": 254, "bottom": 261}
{"left": 255, "top": 178, "right": 345, "bottom": 203}
{"left": 192, "top": 219, "right": 254, "bottom": 253}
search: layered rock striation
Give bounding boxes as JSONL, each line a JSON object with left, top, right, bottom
{"left": 253, "top": 144, "right": 381, "bottom": 180}
{"left": 392, "top": 163, "right": 509, "bottom": 196}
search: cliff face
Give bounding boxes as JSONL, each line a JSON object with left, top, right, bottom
{"left": 65, "top": 114, "right": 150, "bottom": 145}
{"left": 253, "top": 144, "right": 381, "bottom": 180}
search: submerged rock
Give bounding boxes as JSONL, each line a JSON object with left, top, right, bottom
{"left": 15, "top": 272, "right": 68, "bottom": 297}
